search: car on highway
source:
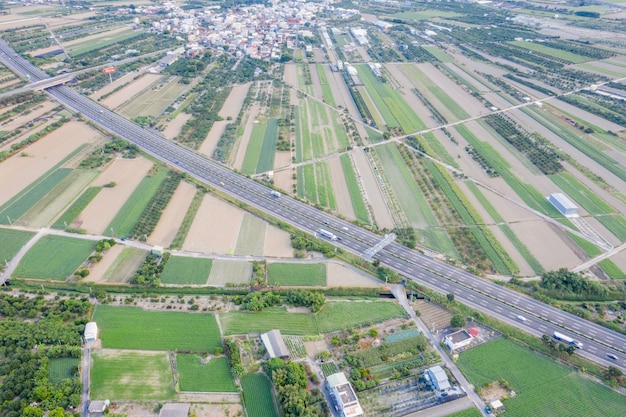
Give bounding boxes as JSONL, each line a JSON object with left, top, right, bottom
{"left": 517, "top": 315, "right": 527, "bottom": 322}
{"left": 607, "top": 353, "right": 618, "bottom": 361}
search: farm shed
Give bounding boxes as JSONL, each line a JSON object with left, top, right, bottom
{"left": 88, "top": 400, "right": 109, "bottom": 417}
{"left": 84, "top": 321, "right": 98, "bottom": 342}
{"left": 260, "top": 329, "right": 290, "bottom": 359}
{"left": 444, "top": 329, "right": 473, "bottom": 352}
{"left": 159, "top": 403, "right": 190, "bottom": 417}
{"left": 548, "top": 193, "right": 578, "bottom": 216}
{"left": 151, "top": 246, "right": 164, "bottom": 257}
{"left": 426, "top": 366, "right": 451, "bottom": 392}
{"left": 326, "top": 372, "right": 365, "bottom": 417}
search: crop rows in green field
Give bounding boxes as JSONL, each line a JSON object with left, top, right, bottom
{"left": 93, "top": 305, "right": 222, "bottom": 352}
{"left": 457, "top": 338, "right": 626, "bottom": 417}
{"left": 356, "top": 86, "right": 386, "bottom": 130}
{"left": 235, "top": 213, "right": 266, "bottom": 256}
{"left": 568, "top": 233, "right": 624, "bottom": 279}
{"left": 257, "top": 118, "right": 278, "bottom": 172}
{"left": 340, "top": 154, "right": 370, "bottom": 223}
{"left": 422, "top": 132, "right": 458, "bottom": 168}
{"left": 221, "top": 301, "right": 406, "bottom": 336}
{"left": 160, "top": 256, "right": 213, "bottom": 285}
{"left": 316, "top": 64, "right": 336, "bottom": 107}
{"left": 550, "top": 172, "right": 626, "bottom": 241}
{"left": 177, "top": 355, "right": 236, "bottom": 392}
{"left": 298, "top": 162, "right": 336, "bottom": 209}
{"left": 0, "top": 168, "right": 72, "bottom": 225}
{"left": 241, "top": 373, "right": 279, "bottom": 417}
{"left": 356, "top": 64, "right": 425, "bottom": 132}
{"left": 14, "top": 235, "right": 96, "bottom": 280}
{"left": 510, "top": 41, "right": 589, "bottom": 64}
{"left": 52, "top": 187, "right": 102, "bottom": 229}
{"left": 283, "top": 335, "right": 307, "bottom": 358}
{"left": 105, "top": 168, "right": 169, "bottom": 237}
{"left": 48, "top": 357, "right": 79, "bottom": 384}
{"left": 445, "top": 408, "right": 483, "bottom": 417}
{"left": 91, "top": 351, "right": 174, "bottom": 401}
{"left": 69, "top": 30, "right": 145, "bottom": 56}
{"left": 242, "top": 122, "right": 267, "bottom": 175}
{"left": 0, "top": 228, "right": 34, "bottom": 264}
{"left": 267, "top": 262, "right": 326, "bottom": 286}
{"left": 321, "top": 362, "right": 339, "bottom": 377}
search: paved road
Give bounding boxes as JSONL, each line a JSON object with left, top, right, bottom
{"left": 1, "top": 38, "right": 625, "bottom": 372}
{"left": 81, "top": 347, "right": 91, "bottom": 417}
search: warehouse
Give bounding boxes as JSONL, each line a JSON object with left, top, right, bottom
{"left": 260, "top": 329, "right": 290, "bottom": 359}
{"left": 548, "top": 193, "right": 578, "bottom": 216}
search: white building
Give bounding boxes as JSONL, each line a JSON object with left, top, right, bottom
{"left": 548, "top": 193, "right": 578, "bottom": 216}
{"left": 326, "top": 372, "right": 364, "bottom": 417}
{"left": 426, "top": 366, "right": 451, "bottom": 392}
{"left": 444, "top": 329, "right": 472, "bottom": 352}
{"left": 84, "top": 322, "right": 98, "bottom": 342}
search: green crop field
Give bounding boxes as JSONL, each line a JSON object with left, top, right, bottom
{"left": 207, "top": 259, "right": 251, "bottom": 286}
{"left": 316, "top": 301, "right": 407, "bottom": 333}
{"left": 445, "top": 408, "right": 482, "bottom": 417}
{"left": 220, "top": 307, "right": 318, "bottom": 336}
{"left": 48, "top": 357, "right": 79, "bottom": 384}
{"left": 340, "top": 154, "right": 370, "bottom": 223}
{"left": 52, "top": 187, "right": 102, "bottom": 229}
{"left": 177, "top": 355, "right": 236, "bottom": 392}
{"left": 69, "top": 29, "right": 145, "bottom": 56}
{"left": 160, "top": 256, "right": 212, "bottom": 285}
{"left": 321, "top": 362, "right": 340, "bottom": 377}
{"left": 100, "top": 247, "right": 146, "bottom": 283}
{"left": 91, "top": 350, "right": 174, "bottom": 401}
{"left": 242, "top": 122, "right": 267, "bottom": 175}
{"left": 105, "top": 168, "right": 168, "bottom": 237}
{"left": 256, "top": 118, "right": 279, "bottom": 173}
{"left": 235, "top": 213, "right": 266, "bottom": 256}
{"left": 14, "top": 235, "right": 96, "bottom": 280}
{"left": 93, "top": 305, "right": 221, "bottom": 352}
{"left": 0, "top": 168, "right": 72, "bottom": 225}
{"left": 242, "top": 373, "right": 280, "bottom": 417}
{"left": 510, "top": 41, "right": 589, "bottom": 63}
{"left": 457, "top": 338, "right": 626, "bottom": 417}
{"left": 267, "top": 262, "right": 326, "bottom": 286}
{"left": 393, "top": 10, "right": 461, "bottom": 21}
{"left": 121, "top": 77, "right": 187, "bottom": 118}
{"left": 0, "top": 228, "right": 34, "bottom": 264}
{"left": 316, "top": 64, "right": 337, "bottom": 107}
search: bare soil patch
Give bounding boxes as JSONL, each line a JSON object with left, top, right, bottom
{"left": 148, "top": 181, "right": 197, "bottom": 248}
{"left": 480, "top": 381, "right": 508, "bottom": 403}
{"left": 101, "top": 73, "right": 162, "bottom": 110}
{"left": 351, "top": 148, "right": 395, "bottom": 229}
{"left": 76, "top": 157, "right": 153, "bottom": 234}
{"left": 510, "top": 220, "right": 581, "bottom": 270}
{"left": 85, "top": 244, "right": 125, "bottom": 283}
{"left": 0, "top": 121, "right": 100, "bottom": 206}
{"left": 327, "top": 155, "right": 356, "bottom": 220}
{"left": 162, "top": 113, "right": 192, "bottom": 140}
{"left": 198, "top": 120, "right": 228, "bottom": 158}
{"left": 273, "top": 152, "right": 293, "bottom": 193}
{"left": 182, "top": 194, "right": 243, "bottom": 254}
{"left": 326, "top": 262, "right": 382, "bottom": 288}
{"left": 1, "top": 101, "right": 58, "bottom": 133}
{"left": 264, "top": 225, "right": 294, "bottom": 258}
{"left": 412, "top": 299, "right": 454, "bottom": 331}
{"left": 219, "top": 82, "right": 250, "bottom": 119}
{"left": 304, "top": 339, "right": 329, "bottom": 358}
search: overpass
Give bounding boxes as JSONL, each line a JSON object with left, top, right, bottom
{"left": 29, "top": 73, "right": 75, "bottom": 91}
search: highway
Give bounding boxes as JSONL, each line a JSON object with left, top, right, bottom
{"left": 1, "top": 39, "right": 624, "bottom": 371}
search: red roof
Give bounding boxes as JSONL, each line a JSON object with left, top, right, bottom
{"left": 469, "top": 328, "right": 480, "bottom": 336}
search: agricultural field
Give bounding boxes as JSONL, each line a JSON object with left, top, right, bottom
{"left": 160, "top": 256, "right": 213, "bottom": 285}
{"left": 241, "top": 118, "right": 278, "bottom": 174}
{"left": 90, "top": 350, "right": 175, "bottom": 401}
{"left": 48, "top": 357, "right": 80, "bottom": 384}
{"left": 445, "top": 408, "right": 483, "bottom": 417}
{"left": 13, "top": 235, "right": 96, "bottom": 280}
{"left": 95, "top": 247, "right": 146, "bottom": 283}
{"left": 0, "top": 228, "right": 34, "bottom": 264}
{"left": 119, "top": 76, "right": 188, "bottom": 118}
{"left": 457, "top": 338, "right": 626, "bottom": 417}
{"left": 234, "top": 213, "right": 266, "bottom": 256}
{"left": 92, "top": 305, "right": 222, "bottom": 352}
{"left": 241, "top": 373, "right": 280, "bottom": 417}
{"left": 51, "top": 187, "right": 102, "bottom": 230}
{"left": 267, "top": 262, "right": 327, "bottom": 286}
{"left": 176, "top": 355, "right": 237, "bottom": 392}
{"left": 207, "top": 259, "right": 251, "bottom": 286}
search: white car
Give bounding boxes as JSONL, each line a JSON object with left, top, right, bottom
{"left": 517, "top": 315, "right": 527, "bottom": 322}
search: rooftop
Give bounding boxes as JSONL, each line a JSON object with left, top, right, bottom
{"left": 446, "top": 329, "right": 472, "bottom": 344}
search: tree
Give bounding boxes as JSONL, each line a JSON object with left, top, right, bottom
{"left": 21, "top": 406, "right": 44, "bottom": 417}
{"left": 450, "top": 315, "right": 465, "bottom": 328}
{"left": 446, "top": 293, "right": 455, "bottom": 303}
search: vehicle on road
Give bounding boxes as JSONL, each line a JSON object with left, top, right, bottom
{"left": 517, "top": 315, "right": 527, "bottom": 322}
{"left": 607, "top": 353, "right": 618, "bottom": 360}
{"left": 319, "top": 229, "right": 337, "bottom": 241}
{"left": 553, "top": 331, "right": 583, "bottom": 349}
{"left": 270, "top": 190, "right": 281, "bottom": 198}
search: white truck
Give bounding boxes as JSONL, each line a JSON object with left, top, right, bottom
{"left": 553, "top": 331, "right": 583, "bottom": 349}
{"left": 319, "top": 228, "right": 337, "bottom": 241}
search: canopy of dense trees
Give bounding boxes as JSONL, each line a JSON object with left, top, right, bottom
{"left": 540, "top": 268, "right": 609, "bottom": 297}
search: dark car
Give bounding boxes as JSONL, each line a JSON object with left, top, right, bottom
{"left": 607, "top": 353, "right": 618, "bottom": 360}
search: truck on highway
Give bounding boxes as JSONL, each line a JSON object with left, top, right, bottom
{"left": 553, "top": 331, "right": 583, "bottom": 349}
{"left": 319, "top": 228, "right": 337, "bottom": 241}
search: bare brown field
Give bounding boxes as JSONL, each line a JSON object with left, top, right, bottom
{"left": 84, "top": 244, "right": 125, "bottom": 283}
{"left": 91, "top": 71, "right": 146, "bottom": 101}
{"left": 219, "top": 82, "right": 250, "bottom": 119}
{"left": 198, "top": 120, "right": 228, "bottom": 158}
{"left": 273, "top": 152, "right": 292, "bottom": 193}
{"left": 327, "top": 262, "right": 382, "bottom": 287}
{"left": 0, "top": 101, "right": 58, "bottom": 133}
{"left": 0, "top": 121, "right": 101, "bottom": 207}
{"left": 264, "top": 225, "right": 294, "bottom": 258}
{"left": 120, "top": 76, "right": 187, "bottom": 118}
{"left": 510, "top": 221, "right": 581, "bottom": 270}
{"left": 75, "top": 157, "right": 153, "bottom": 234}
{"left": 162, "top": 113, "right": 192, "bottom": 140}
{"left": 148, "top": 181, "right": 197, "bottom": 248}
{"left": 189, "top": 402, "right": 243, "bottom": 417}
{"left": 0, "top": 119, "right": 55, "bottom": 153}
{"left": 328, "top": 155, "right": 356, "bottom": 220}
{"left": 351, "top": 148, "right": 395, "bottom": 229}
{"left": 101, "top": 73, "right": 162, "bottom": 110}
{"left": 182, "top": 194, "right": 243, "bottom": 254}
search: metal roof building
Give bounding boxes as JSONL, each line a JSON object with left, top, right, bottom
{"left": 426, "top": 366, "right": 451, "bottom": 392}
{"left": 260, "top": 329, "right": 290, "bottom": 359}
{"left": 84, "top": 321, "right": 98, "bottom": 342}
{"left": 548, "top": 193, "right": 578, "bottom": 216}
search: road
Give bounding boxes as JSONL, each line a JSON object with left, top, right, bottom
{"left": 0, "top": 39, "right": 624, "bottom": 372}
